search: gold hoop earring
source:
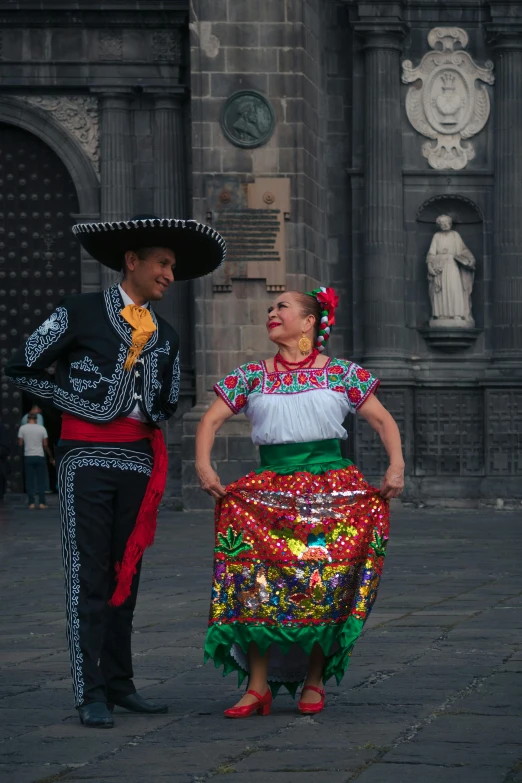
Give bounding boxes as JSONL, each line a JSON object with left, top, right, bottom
{"left": 299, "top": 334, "right": 312, "bottom": 355}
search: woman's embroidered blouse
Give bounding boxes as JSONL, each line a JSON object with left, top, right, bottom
{"left": 214, "top": 359, "right": 379, "bottom": 446}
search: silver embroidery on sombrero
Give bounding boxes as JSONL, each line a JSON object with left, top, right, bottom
{"left": 72, "top": 219, "right": 227, "bottom": 264}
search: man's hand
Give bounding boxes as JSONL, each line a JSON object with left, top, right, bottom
{"left": 380, "top": 464, "right": 405, "bottom": 500}
{"left": 196, "top": 463, "right": 227, "bottom": 500}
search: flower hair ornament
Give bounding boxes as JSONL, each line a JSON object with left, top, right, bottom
{"left": 306, "top": 286, "right": 340, "bottom": 352}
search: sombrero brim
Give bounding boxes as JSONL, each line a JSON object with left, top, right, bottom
{"left": 72, "top": 219, "right": 226, "bottom": 281}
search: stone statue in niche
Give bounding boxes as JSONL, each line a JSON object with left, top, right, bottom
{"left": 427, "top": 215, "right": 476, "bottom": 327}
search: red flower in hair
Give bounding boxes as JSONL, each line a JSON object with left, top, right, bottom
{"left": 315, "top": 288, "right": 339, "bottom": 326}
{"left": 348, "top": 387, "right": 362, "bottom": 404}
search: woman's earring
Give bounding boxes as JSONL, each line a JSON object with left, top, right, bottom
{"left": 299, "top": 334, "right": 312, "bottom": 355}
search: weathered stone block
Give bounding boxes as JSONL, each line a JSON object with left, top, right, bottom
{"left": 216, "top": 459, "right": 257, "bottom": 483}
{"left": 210, "top": 72, "right": 268, "bottom": 98}
{"left": 192, "top": 121, "right": 213, "bottom": 148}
{"left": 199, "top": 147, "right": 222, "bottom": 174}
{"left": 218, "top": 350, "right": 243, "bottom": 374}
{"left": 226, "top": 47, "right": 278, "bottom": 74}
{"left": 241, "top": 325, "right": 273, "bottom": 353}
{"left": 210, "top": 326, "right": 243, "bottom": 351}
{"left": 197, "top": 0, "right": 228, "bottom": 22}
{"left": 278, "top": 47, "right": 304, "bottom": 73}
{"left": 51, "top": 30, "right": 84, "bottom": 61}
{"left": 181, "top": 485, "right": 215, "bottom": 510}
{"left": 268, "top": 73, "right": 303, "bottom": 99}
{"left": 228, "top": 0, "right": 286, "bottom": 23}
{"left": 251, "top": 147, "right": 279, "bottom": 174}
{"left": 212, "top": 22, "right": 260, "bottom": 48}
{"left": 260, "top": 22, "right": 302, "bottom": 48}
{"left": 213, "top": 298, "right": 250, "bottom": 326}
{"left": 227, "top": 437, "right": 258, "bottom": 461}
{"left": 222, "top": 147, "right": 254, "bottom": 173}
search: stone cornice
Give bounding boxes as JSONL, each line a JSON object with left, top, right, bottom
{"left": 487, "top": 26, "right": 522, "bottom": 50}
{"left": 0, "top": 8, "right": 188, "bottom": 28}
{"left": 0, "top": 0, "right": 187, "bottom": 8}
{"left": 353, "top": 22, "right": 409, "bottom": 51}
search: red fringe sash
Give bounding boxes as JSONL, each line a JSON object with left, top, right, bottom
{"left": 61, "top": 413, "right": 168, "bottom": 607}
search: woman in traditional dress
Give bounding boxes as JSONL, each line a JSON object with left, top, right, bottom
{"left": 196, "top": 287, "right": 404, "bottom": 718}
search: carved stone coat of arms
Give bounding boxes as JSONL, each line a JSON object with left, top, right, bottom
{"left": 402, "top": 28, "right": 494, "bottom": 170}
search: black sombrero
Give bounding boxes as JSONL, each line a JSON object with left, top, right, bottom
{"left": 72, "top": 216, "right": 227, "bottom": 281}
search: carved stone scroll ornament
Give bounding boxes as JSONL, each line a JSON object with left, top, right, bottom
{"left": 17, "top": 96, "right": 100, "bottom": 174}
{"left": 402, "top": 28, "right": 494, "bottom": 170}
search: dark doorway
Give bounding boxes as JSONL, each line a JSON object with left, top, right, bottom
{"left": 0, "top": 123, "right": 81, "bottom": 493}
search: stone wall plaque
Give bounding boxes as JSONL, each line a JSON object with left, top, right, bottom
{"left": 221, "top": 90, "right": 275, "bottom": 149}
{"left": 402, "top": 27, "right": 494, "bottom": 170}
{"left": 208, "top": 177, "right": 290, "bottom": 292}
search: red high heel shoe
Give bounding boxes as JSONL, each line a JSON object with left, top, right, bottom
{"left": 224, "top": 688, "right": 272, "bottom": 719}
{"left": 298, "top": 685, "right": 325, "bottom": 714}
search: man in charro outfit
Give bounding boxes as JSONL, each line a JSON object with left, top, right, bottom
{"left": 5, "top": 217, "right": 226, "bottom": 727}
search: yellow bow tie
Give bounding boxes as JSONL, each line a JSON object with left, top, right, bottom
{"left": 120, "top": 304, "right": 157, "bottom": 371}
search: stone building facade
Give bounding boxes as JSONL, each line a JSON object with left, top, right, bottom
{"left": 1, "top": 1, "right": 521, "bottom": 505}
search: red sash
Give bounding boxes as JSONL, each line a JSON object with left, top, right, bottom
{"left": 61, "top": 413, "right": 168, "bottom": 607}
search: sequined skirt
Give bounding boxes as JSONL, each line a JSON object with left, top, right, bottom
{"left": 204, "top": 454, "right": 389, "bottom": 695}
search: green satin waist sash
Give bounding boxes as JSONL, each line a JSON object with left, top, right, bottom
{"left": 257, "top": 439, "right": 353, "bottom": 476}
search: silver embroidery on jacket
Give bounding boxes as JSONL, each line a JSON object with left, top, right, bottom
{"left": 25, "top": 307, "right": 68, "bottom": 367}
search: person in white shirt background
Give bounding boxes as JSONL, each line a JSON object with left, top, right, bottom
{"left": 20, "top": 402, "right": 45, "bottom": 427}
{"left": 18, "top": 413, "right": 55, "bottom": 509}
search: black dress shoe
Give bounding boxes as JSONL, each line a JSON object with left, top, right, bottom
{"left": 78, "top": 702, "right": 114, "bottom": 728}
{"left": 107, "top": 692, "right": 168, "bottom": 714}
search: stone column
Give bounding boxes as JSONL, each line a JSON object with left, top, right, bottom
{"left": 358, "top": 24, "right": 408, "bottom": 365}
{"left": 491, "top": 32, "right": 522, "bottom": 363}
{"left": 152, "top": 94, "right": 192, "bottom": 498}
{"left": 152, "top": 94, "right": 192, "bottom": 392}
{"left": 99, "top": 94, "right": 134, "bottom": 288}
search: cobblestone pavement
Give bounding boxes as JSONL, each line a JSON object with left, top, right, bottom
{"left": 0, "top": 499, "right": 521, "bottom": 783}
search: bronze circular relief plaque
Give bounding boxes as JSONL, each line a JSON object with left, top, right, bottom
{"left": 221, "top": 90, "right": 276, "bottom": 149}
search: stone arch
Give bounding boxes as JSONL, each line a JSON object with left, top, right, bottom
{"left": 0, "top": 96, "right": 99, "bottom": 216}
{"left": 415, "top": 194, "right": 484, "bottom": 225}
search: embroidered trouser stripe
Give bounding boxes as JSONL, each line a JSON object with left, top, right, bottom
{"left": 57, "top": 443, "right": 152, "bottom": 707}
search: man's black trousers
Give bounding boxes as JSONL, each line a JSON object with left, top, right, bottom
{"left": 56, "top": 440, "right": 153, "bottom": 707}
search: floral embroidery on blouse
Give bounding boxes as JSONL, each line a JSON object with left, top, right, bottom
{"left": 214, "top": 359, "right": 379, "bottom": 415}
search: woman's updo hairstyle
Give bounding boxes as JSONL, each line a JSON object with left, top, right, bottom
{"left": 291, "top": 287, "right": 340, "bottom": 352}
{"left": 290, "top": 291, "right": 322, "bottom": 341}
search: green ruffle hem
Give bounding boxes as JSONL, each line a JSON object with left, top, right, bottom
{"left": 204, "top": 439, "right": 371, "bottom": 697}
{"left": 204, "top": 617, "right": 365, "bottom": 698}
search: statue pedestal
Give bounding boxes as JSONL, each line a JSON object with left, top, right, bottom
{"left": 429, "top": 316, "right": 475, "bottom": 329}
{"left": 419, "top": 326, "right": 481, "bottom": 352}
